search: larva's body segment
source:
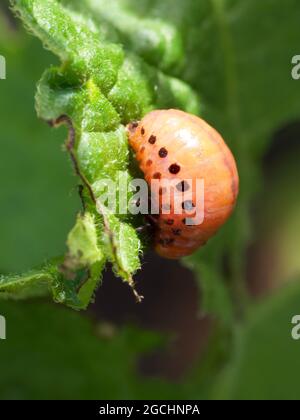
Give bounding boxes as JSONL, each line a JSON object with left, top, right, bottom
{"left": 127, "top": 109, "right": 239, "bottom": 259}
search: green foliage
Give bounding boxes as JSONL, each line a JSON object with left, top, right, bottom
{"left": 2, "top": 0, "right": 199, "bottom": 308}
{"left": 1, "top": 0, "right": 300, "bottom": 400}
{"left": 162, "top": 0, "right": 300, "bottom": 318}
{"left": 0, "top": 253, "right": 104, "bottom": 310}
{"left": 0, "top": 301, "right": 166, "bottom": 399}
{"left": 0, "top": 17, "right": 79, "bottom": 275}
{"left": 0, "top": 267, "right": 52, "bottom": 300}
{"left": 214, "top": 279, "right": 300, "bottom": 400}
{"left": 77, "top": 0, "right": 185, "bottom": 73}
{"left": 8, "top": 0, "right": 298, "bottom": 313}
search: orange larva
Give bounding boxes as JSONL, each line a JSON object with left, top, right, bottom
{"left": 127, "top": 109, "right": 239, "bottom": 259}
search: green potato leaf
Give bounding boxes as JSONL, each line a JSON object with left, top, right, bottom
{"left": 4, "top": 0, "right": 199, "bottom": 308}
{"left": 213, "top": 279, "right": 300, "bottom": 400}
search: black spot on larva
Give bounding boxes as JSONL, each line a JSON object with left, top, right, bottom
{"left": 141, "top": 127, "right": 145, "bottom": 135}
{"left": 172, "top": 229, "right": 181, "bottom": 236}
{"left": 169, "top": 163, "right": 180, "bottom": 174}
{"left": 176, "top": 180, "right": 190, "bottom": 192}
{"left": 159, "top": 238, "right": 174, "bottom": 247}
{"left": 182, "top": 200, "right": 195, "bottom": 211}
{"left": 146, "top": 159, "right": 152, "bottom": 166}
{"left": 159, "top": 147, "right": 168, "bottom": 158}
{"left": 165, "top": 219, "right": 174, "bottom": 225}
{"left": 148, "top": 135, "right": 156, "bottom": 144}
{"left": 153, "top": 172, "right": 161, "bottom": 179}
{"left": 128, "top": 121, "right": 139, "bottom": 134}
{"left": 135, "top": 198, "right": 141, "bottom": 207}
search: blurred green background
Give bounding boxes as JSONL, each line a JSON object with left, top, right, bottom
{"left": 1, "top": 0, "right": 300, "bottom": 400}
